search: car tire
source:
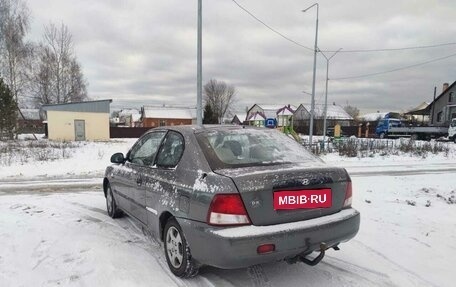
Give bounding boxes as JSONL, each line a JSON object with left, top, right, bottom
{"left": 379, "top": 132, "right": 385, "bottom": 139}
{"left": 106, "top": 182, "right": 123, "bottom": 218}
{"left": 164, "top": 218, "right": 199, "bottom": 278}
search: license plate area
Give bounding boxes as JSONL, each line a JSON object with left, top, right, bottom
{"left": 273, "top": 189, "right": 332, "bottom": 210}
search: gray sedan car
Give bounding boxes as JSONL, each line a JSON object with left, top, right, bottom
{"left": 103, "top": 125, "right": 360, "bottom": 277}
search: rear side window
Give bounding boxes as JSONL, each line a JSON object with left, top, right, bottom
{"left": 196, "top": 128, "right": 319, "bottom": 170}
{"left": 156, "top": 131, "right": 185, "bottom": 168}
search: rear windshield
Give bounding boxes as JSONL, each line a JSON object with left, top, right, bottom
{"left": 196, "top": 128, "right": 319, "bottom": 170}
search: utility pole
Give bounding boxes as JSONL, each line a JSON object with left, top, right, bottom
{"left": 302, "top": 3, "right": 319, "bottom": 148}
{"left": 430, "top": 86, "right": 436, "bottom": 125}
{"left": 196, "top": 0, "right": 203, "bottom": 126}
{"left": 320, "top": 48, "right": 342, "bottom": 148}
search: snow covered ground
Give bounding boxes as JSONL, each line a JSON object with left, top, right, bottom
{"left": 0, "top": 172, "right": 454, "bottom": 287}
{"left": 0, "top": 138, "right": 136, "bottom": 180}
{"left": 1, "top": 137, "right": 455, "bottom": 286}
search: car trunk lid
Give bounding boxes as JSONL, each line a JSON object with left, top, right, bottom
{"left": 215, "top": 163, "right": 350, "bottom": 226}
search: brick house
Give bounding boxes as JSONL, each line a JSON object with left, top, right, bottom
{"left": 141, "top": 106, "right": 197, "bottom": 127}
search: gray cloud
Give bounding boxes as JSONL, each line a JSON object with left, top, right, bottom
{"left": 25, "top": 0, "right": 456, "bottom": 114}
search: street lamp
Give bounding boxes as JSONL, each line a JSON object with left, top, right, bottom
{"left": 302, "top": 3, "right": 319, "bottom": 148}
{"left": 320, "top": 48, "right": 342, "bottom": 148}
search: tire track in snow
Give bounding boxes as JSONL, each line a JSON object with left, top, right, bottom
{"left": 325, "top": 255, "right": 391, "bottom": 279}
{"left": 321, "top": 258, "right": 395, "bottom": 287}
{"left": 63, "top": 194, "right": 199, "bottom": 287}
{"left": 196, "top": 271, "right": 237, "bottom": 287}
{"left": 350, "top": 167, "right": 456, "bottom": 177}
{"left": 352, "top": 239, "right": 440, "bottom": 287}
{"left": 57, "top": 195, "right": 186, "bottom": 286}
{"left": 120, "top": 216, "right": 195, "bottom": 287}
{"left": 246, "top": 265, "right": 273, "bottom": 287}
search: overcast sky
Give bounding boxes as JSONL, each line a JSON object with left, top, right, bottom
{"left": 26, "top": 0, "right": 456, "bottom": 114}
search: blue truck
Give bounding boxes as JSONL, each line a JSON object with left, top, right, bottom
{"left": 375, "top": 115, "right": 449, "bottom": 140}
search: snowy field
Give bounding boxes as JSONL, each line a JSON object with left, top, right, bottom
{"left": 0, "top": 137, "right": 455, "bottom": 286}
{"left": 0, "top": 137, "right": 137, "bottom": 180}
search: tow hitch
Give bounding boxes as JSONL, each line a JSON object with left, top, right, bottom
{"left": 286, "top": 243, "right": 331, "bottom": 266}
{"left": 299, "top": 243, "right": 327, "bottom": 266}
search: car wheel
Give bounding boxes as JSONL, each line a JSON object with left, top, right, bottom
{"left": 164, "top": 218, "right": 199, "bottom": 278}
{"left": 106, "top": 182, "right": 123, "bottom": 218}
{"left": 379, "top": 132, "right": 385, "bottom": 139}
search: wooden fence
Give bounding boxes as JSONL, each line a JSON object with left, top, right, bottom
{"left": 110, "top": 127, "right": 150, "bottom": 138}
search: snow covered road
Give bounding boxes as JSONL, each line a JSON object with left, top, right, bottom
{"left": 2, "top": 159, "right": 456, "bottom": 192}
{"left": 1, "top": 172, "right": 454, "bottom": 287}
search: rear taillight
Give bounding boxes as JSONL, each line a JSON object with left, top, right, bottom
{"left": 207, "top": 194, "right": 251, "bottom": 226}
{"left": 257, "top": 244, "right": 275, "bottom": 254}
{"left": 343, "top": 181, "right": 353, "bottom": 208}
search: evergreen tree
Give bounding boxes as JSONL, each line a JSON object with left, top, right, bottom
{"left": 203, "top": 103, "right": 217, "bottom": 124}
{"left": 0, "top": 78, "right": 17, "bottom": 139}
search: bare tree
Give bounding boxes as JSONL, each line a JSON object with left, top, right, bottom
{"left": 344, "top": 105, "right": 360, "bottom": 120}
{"left": 204, "top": 79, "right": 236, "bottom": 124}
{"left": 31, "top": 23, "right": 88, "bottom": 106}
{"left": 0, "top": 0, "right": 31, "bottom": 106}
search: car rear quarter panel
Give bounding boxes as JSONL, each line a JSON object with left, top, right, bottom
{"left": 152, "top": 130, "right": 240, "bottom": 224}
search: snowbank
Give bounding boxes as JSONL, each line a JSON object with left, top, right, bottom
{"left": 0, "top": 139, "right": 136, "bottom": 180}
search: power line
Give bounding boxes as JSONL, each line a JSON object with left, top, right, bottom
{"left": 230, "top": 0, "right": 314, "bottom": 51}
{"left": 230, "top": 0, "right": 456, "bottom": 53}
{"left": 325, "top": 42, "right": 456, "bottom": 53}
{"left": 230, "top": 0, "right": 456, "bottom": 79}
{"left": 332, "top": 51, "right": 456, "bottom": 80}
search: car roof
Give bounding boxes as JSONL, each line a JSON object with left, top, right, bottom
{"left": 144, "top": 125, "right": 264, "bottom": 136}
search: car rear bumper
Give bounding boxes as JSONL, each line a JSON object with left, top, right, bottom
{"left": 178, "top": 208, "right": 360, "bottom": 269}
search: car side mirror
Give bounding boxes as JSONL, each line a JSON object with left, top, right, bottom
{"left": 111, "top": 153, "right": 125, "bottom": 164}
